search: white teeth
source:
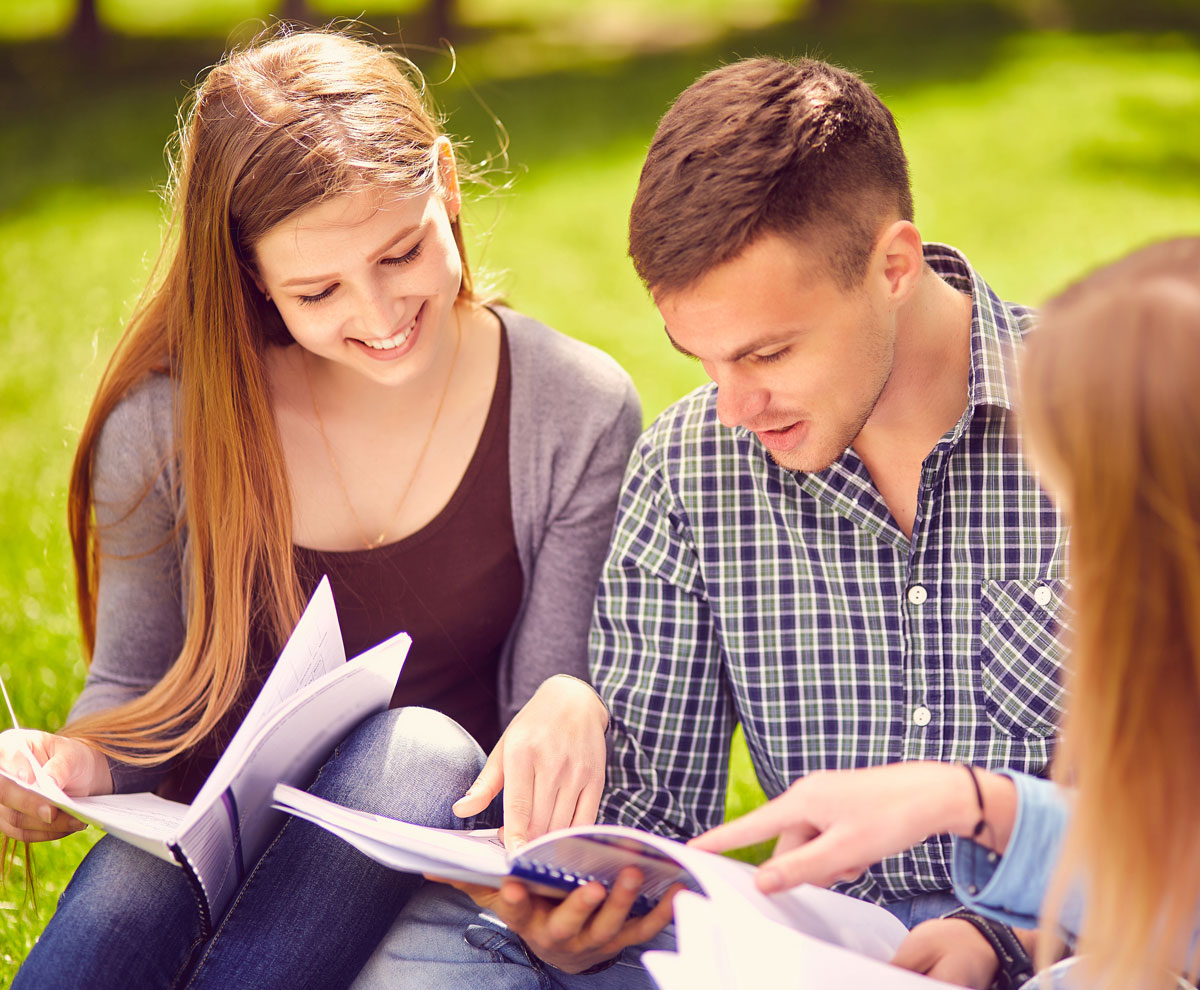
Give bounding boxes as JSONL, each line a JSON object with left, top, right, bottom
{"left": 360, "top": 317, "right": 416, "bottom": 350}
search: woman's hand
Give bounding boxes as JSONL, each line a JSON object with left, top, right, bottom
{"left": 0, "top": 729, "right": 111, "bottom": 842}
{"left": 451, "top": 674, "right": 608, "bottom": 850}
{"left": 689, "top": 762, "right": 1012, "bottom": 894}
{"left": 891, "top": 918, "right": 1001, "bottom": 989}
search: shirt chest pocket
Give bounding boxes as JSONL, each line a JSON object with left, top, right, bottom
{"left": 978, "top": 577, "right": 1068, "bottom": 738}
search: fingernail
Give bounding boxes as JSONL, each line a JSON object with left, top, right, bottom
{"left": 585, "top": 886, "right": 606, "bottom": 906}
{"left": 758, "top": 868, "right": 782, "bottom": 893}
{"left": 39, "top": 805, "right": 54, "bottom": 824}
{"left": 621, "top": 874, "right": 640, "bottom": 892}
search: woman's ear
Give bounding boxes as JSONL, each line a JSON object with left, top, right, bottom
{"left": 242, "top": 262, "right": 291, "bottom": 345}
{"left": 435, "top": 136, "right": 461, "bottom": 219}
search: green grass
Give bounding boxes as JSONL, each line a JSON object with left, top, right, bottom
{"left": 3, "top": 0, "right": 1200, "bottom": 978}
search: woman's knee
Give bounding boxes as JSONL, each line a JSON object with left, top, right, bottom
{"left": 312, "top": 707, "right": 487, "bottom": 826}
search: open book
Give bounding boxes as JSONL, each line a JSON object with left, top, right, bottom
{"left": 1, "top": 577, "right": 409, "bottom": 926}
{"left": 271, "top": 784, "right": 912, "bottom": 964}
{"left": 644, "top": 891, "right": 965, "bottom": 990}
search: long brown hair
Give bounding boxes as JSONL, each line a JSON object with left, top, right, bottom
{"left": 64, "top": 29, "right": 475, "bottom": 764}
{"left": 1020, "top": 238, "right": 1200, "bottom": 988}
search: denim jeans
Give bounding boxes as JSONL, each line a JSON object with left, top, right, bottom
{"left": 352, "top": 883, "right": 678, "bottom": 990}
{"left": 350, "top": 862, "right": 963, "bottom": 987}
{"left": 14, "top": 706, "right": 487, "bottom": 990}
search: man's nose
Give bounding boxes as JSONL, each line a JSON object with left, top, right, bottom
{"left": 713, "top": 370, "right": 769, "bottom": 429}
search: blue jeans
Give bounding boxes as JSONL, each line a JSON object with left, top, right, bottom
{"left": 350, "top": 867, "right": 962, "bottom": 987}
{"left": 352, "top": 883, "right": 678, "bottom": 990}
{"left": 14, "top": 707, "right": 487, "bottom": 990}
{"left": 880, "top": 890, "right": 966, "bottom": 929}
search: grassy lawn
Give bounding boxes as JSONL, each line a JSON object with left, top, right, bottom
{"left": 2, "top": 0, "right": 1199, "bottom": 978}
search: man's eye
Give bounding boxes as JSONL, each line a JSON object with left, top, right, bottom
{"left": 755, "top": 348, "right": 789, "bottom": 364}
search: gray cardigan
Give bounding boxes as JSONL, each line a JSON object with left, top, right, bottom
{"left": 71, "top": 307, "right": 642, "bottom": 791}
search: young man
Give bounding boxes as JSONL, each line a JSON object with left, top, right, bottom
{"left": 350, "top": 57, "right": 1066, "bottom": 990}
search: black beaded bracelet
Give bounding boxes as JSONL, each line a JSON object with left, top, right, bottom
{"left": 945, "top": 907, "right": 1035, "bottom": 990}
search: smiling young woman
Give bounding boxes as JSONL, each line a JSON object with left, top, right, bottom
{"left": 0, "top": 28, "right": 640, "bottom": 990}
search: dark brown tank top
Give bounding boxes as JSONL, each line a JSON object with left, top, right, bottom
{"left": 158, "top": 326, "right": 521, "bottom": 804}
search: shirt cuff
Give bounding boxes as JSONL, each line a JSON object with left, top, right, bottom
{"left": 951, "top": 771, "right": 1069, "bottom": 930}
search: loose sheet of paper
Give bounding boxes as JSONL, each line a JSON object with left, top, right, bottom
{"left": 647, "top": 891, "right": 966, "bottom": 990}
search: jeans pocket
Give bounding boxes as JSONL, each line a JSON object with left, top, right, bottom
{"left": 463, "top": 925, "right": 553, "bottom": 989}
{"left": 979, "top": 577, "right": 1068, "bottom": 737}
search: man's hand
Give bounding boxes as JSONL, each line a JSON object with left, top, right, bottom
{"left": 431, "top": 866, "right": 681, "bottom": 974}
{"left": 891, "top": 917, "right": 1000, "bottom": 989}
{"left": 0, "top": 729, "right": 110, "bottom": 842}
{"left": 451, "top": 674, "right": 608, "bottom": 850}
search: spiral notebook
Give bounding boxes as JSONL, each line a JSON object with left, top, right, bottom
{"left": 271, "top": 784, "right": 909, "bottom": 963}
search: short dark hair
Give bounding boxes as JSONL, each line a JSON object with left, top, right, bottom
{"left": 629, "top": 57, "right": 914, "bottom": 295}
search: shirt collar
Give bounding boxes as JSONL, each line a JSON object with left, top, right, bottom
{"left": 922, "top": 242, "right": 1025, "bottom": 413}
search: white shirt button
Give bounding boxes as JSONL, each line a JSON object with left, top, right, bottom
{"left": 907, "top": 585, "right": 928, "bottom": 605}
{"left": 912, "top": 705, "right": 932, "bottom": 727}
{"left": 1034, "top": 585, "right": 1053, "bottom": 607}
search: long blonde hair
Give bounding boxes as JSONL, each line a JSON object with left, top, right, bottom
{"left": 1020, "top": 238, "right": 1200, "bottom": 988}
{"left": 64, "top": 29, "right": 475, "bottom": 765}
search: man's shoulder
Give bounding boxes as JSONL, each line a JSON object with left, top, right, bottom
{"left": 638, "top": 382, "right": 723, "bottom": 458}
{"left": 630, "top": 383, "right": 772, "bottom": 499}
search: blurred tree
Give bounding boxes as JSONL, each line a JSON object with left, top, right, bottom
{"left": 278, "top": 0, "right": 318, "bottom": 25}
{"left": 810, "top": 0, "right": 848, "bottom": 21}
{"left": 429, "top": 0, "right": 457, "bottom": 40}
{"left": 271, "top": 0, "right": 460, "bottom": 40}
{"left": 68, "top": 0, "right": 103, "bottom": 53}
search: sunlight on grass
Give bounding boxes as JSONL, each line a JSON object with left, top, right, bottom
{"left": 2, "top": 1, "right": 1199, "bottom": 978}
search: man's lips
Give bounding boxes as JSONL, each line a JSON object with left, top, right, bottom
{"left": 753, "top": 420, "right": 807, "bottom": 452}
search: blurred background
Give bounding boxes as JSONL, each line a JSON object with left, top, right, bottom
{"left": 2, "top": 0, "right": 1198, "bottom": 972}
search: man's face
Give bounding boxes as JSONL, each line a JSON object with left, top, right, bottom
{"left": 657, "top": 232, "right": 896, "bottom": 473}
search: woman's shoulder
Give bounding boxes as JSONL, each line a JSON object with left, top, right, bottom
{"left": 495, "top": 305, "right": 638, "bottom": 409}
{"left": 94, "top": 372, "right": 177, "bottom": 487}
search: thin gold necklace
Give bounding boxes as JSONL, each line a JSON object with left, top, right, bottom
{"left": 303, "top": 307, "right": 463, "bottom": 550}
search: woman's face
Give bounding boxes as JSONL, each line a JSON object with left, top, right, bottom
{"left": 253, "top": 167, "right": 462, "bottom": 390}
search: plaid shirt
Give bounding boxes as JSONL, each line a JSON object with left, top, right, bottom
{"left": 591, "top": 244, "right": 1069, "bottom": 905}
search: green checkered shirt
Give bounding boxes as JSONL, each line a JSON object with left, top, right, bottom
{"left": 590, "top": 244, "right": 1068, "bottom": 905}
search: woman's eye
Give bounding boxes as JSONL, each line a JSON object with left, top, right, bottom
{"left": 297, "top": 285, "right": 336, "bottom": 306}
{"left": 382, "top": 242, "right": 423, "bottom": 267}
